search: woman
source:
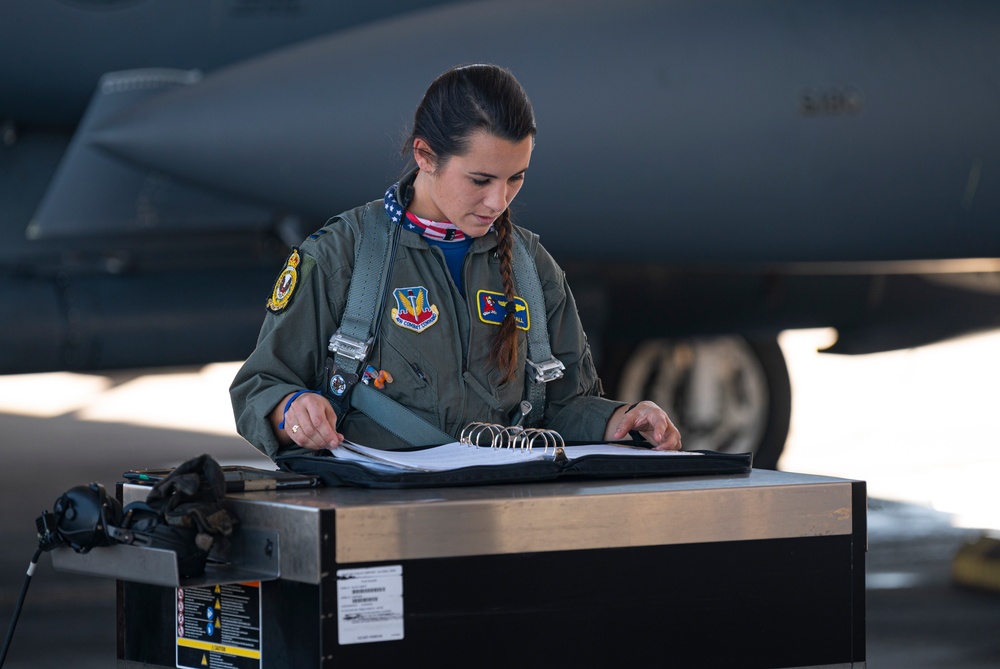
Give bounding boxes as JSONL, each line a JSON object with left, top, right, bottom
{"left": 230, "top": 64, "right": 681, "bottom": 459}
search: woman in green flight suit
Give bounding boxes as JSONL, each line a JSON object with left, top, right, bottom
{"left": 230, "top": 63, "right": 681, "bottom": 460}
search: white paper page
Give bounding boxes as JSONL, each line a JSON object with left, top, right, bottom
{"left": 329, "top": 441, "right": 550, "bottom": 472}
{"left": 322, "top": 445, "right": 420, "bottom": 474}
{"left": 560, "top": 444, "right": 703, "bottom": 460}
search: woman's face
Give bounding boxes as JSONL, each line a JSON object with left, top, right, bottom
{"left": 411, "top": 130, "right": 534, "bottom": 238}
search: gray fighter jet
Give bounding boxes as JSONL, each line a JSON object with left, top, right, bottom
{"left": 3, "top": 0, "right": 999, "bottom": 467}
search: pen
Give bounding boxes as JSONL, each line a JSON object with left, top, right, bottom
{"left": 508, "top": 400, "right": 532, "bottom": 428}
{"left": 121, "top": 472, "right": 165, "bottom": 483}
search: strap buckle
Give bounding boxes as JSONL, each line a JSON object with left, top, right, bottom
{"left": 327, "top": 331, "right": 372, "bottom": 362}
{"left": 526, "top": 357, "right": 565, "bottom": 383}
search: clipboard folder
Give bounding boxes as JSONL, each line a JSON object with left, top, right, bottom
{"left": 276, "top": 425, "right": 752, "bottom": 489}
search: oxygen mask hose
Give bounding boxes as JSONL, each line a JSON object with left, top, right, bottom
{"left": 0, "top": 546, "right": 44, "bottom": 669}
{"left": 1, "top": 506, "right": 72, "bottom": 667}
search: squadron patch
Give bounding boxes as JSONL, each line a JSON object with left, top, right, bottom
{"left": 477, "top": 290, "right": 529, "bottom": 330}
{"left": 266, "top": 248, "right": 301, "bottom": 313}
{"left": 391, "top": 286, "right": 439, "bottom": 332}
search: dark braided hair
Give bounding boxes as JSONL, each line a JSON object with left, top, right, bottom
{"left": 405, "top": 64, "right": 536, "bottom": 382}
{"left": 491, "top": 208, "right": 519, "bottom": 381}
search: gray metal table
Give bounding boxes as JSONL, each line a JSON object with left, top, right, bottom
{"left": 54, "top": 468, "right": 867, "bottom": 668}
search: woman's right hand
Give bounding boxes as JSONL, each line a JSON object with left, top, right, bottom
{"left": 270, "top": 391, "right": 345, "bottom": 450}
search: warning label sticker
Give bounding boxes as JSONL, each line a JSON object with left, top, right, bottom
{"left": 176, "top": 582, "right": 262, "bottom": 669}
{"left": 337, "top": 565, "right": 404, "bottom": 645}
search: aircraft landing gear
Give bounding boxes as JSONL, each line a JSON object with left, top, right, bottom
{"left": 613, "top": 336, "right": 791, "bottom": 470}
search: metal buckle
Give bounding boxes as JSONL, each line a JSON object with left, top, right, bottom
{"left": 526, "top": 357, "right": 565, "bottom": 383}
{"left": 327, "top": 331, "right": 372, "bottom": 362}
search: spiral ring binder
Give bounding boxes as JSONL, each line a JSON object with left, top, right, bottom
{"left": 459, "top": 422, "right": 565, "bottom": 453}
{"left": 277, "top": 423, "right": 752, "bottom": 489}
{"left": 278, "top": 431, "right": 752, "bottom": 488}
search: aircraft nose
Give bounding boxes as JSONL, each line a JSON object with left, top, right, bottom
{"left": 84, "top": 36, "right": 431, "bottom": 221}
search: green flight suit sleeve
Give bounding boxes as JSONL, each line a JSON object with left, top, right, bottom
{"left": 229, "top": 224, "right": 355, "bottom": 459}
{"left": 526, "top": 236, "right": 627, "bottom": 440}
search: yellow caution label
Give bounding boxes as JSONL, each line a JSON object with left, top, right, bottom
{"left": 177, "top": 637, "right": 261, "bottom": 660}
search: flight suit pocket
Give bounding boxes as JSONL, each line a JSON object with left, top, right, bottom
{"left": 483, "top": 333, "right": 527, "bottom": 418}
{"left": 376, "top": 328, "right": 441, "bottom": 421}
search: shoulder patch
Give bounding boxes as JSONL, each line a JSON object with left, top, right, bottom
{"left": 266, "top": 248, "right": 301, "bottom": 313}
{"left": 476, "top": 290, "right": 529, "bottom": 330}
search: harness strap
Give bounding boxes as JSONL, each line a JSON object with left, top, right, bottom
{"left": 350, "top": 383, "right": 454, "bottom": 447}
{"left": 327, "top": 193, "right": 561, "bottom": 444}
{"left": 510, "top": 235, "right": 565, "bottom": 428}
{"left": 325, "top": 203, "right": 399, "bottom": 402}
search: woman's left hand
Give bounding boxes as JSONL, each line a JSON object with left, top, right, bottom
{"left": 606, "top": 400, "right": 682, "bottom": 451}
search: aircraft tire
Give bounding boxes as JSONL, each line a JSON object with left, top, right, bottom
{"left": 611, "top": 335, "right": 791, "bottom": 470}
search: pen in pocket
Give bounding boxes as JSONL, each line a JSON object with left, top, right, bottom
{"left": 410, "top": 362, "right": 428, "bottom": 383}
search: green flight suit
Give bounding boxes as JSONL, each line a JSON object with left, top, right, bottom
{"left": 230, "top": 174, "right": 624, "bottom": 460}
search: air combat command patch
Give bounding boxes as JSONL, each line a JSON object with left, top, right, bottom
{"left": 266, "top": 248, "right": 301, "bottom": 313}
{"left": 477, "top": 290, "right": 529, "bottom": 330}
{"left": 391, "top": 286, "right": 439, "bottom": 332}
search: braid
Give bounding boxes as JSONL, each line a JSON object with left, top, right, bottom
{"left": 490, "top": 209, "right": 520, "bottom": 383}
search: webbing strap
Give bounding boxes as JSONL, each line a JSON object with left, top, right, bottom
{"left": 350, "top": 382, "right": 453, "bottom": 447}
{"left": 510, "top": 235, "right": 564, "bottom": 427}
{"left": 330, "top": 200, "right": 560, "bottom": 441}
{"left": 329, "top": 203, "right": 394, "bottom": 376}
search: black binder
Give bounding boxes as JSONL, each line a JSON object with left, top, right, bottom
{"left": 276, "top": 435, "right": 752, "bottom": 489}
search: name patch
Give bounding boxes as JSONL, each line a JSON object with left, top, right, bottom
{"left": 476, "top": 290, "right": 529, "bottom": 330}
